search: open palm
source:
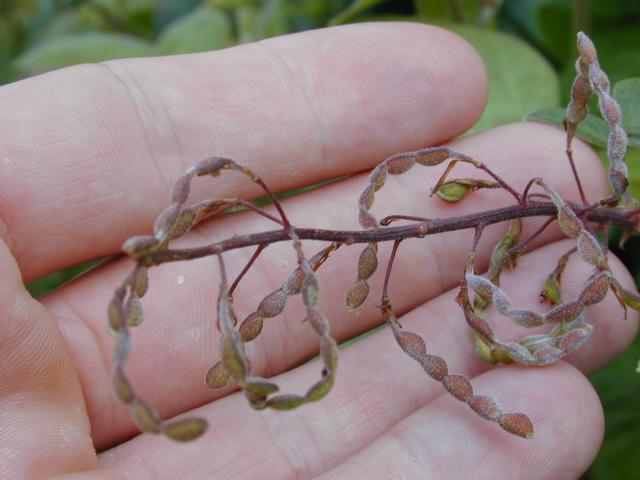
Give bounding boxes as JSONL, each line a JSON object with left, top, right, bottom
{"left": 0, "top": 23, "right": 637, "bottom": 480}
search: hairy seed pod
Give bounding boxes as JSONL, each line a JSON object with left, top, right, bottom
{"left": 170, "top": 172, "right": 193, "bottom": 204}
{"left": 163, "top": 417, "right": 208, "bottom": 442}
{"left": 509, "top": 310, "right": 545, "bottom": 327}
{"left": 113, "top": 333, "right": 132, "bottom": 364}
{"left": 132, "top": 265, "right": 149, "bottom": 297}
{"left": 503, "top": 343, "right": 535, "bottom": 365}
{"left": 580, "top": 271, "right": 611, "bottom": 305}
{"left": 257, "top": 289, "right": 287, "bottom": 318}
{"left": 121, "top": 235, "right": 160, "bottom": 256}
{"left": 557, "top": 325, "right": 592, "bottom": 352}
{"left": 346, "top": 279, "right": 370, "bottom": 310}
{"left": 125, "top": 295, "right": 143, "bottom": 327}
{"left": 359, "top": 209, "right": 377, "bottom": 228}
{"left": 108, "top": 294, "right": 126, "bottom": 334}
{"left": 205, "top": 361, "right": 230, "bottom": 389}
{"left": 306, "top": 308, "right": 328, "bottom": 336}
{"left": 357, "top": 243, "right": 378, "bottom": 279}
{"left": 533, "top": 347, "right": 565, "bottom": 364}
{"left": 132, "top": 399, "right": 162, "bottom": 433}
{"left": 396, "top": 330, "right": 427, "bottom": 361}
{"left": 442, "top": 375, "right": 473, "bottom": 402}
{"left": 545, "top": 300, "right": 583, "bottom": 323}
{"left": 519, "top": 334, "right": 555, "bottom": 352}
{"left": 321, "top": 336, "right": 338, "bottom": 373}
{"left": 414, "top": 148, "right": 451, "bottom": 166}
{"left": 469, "top": 395, "right": 501, "bottom": 421}
{"left": 577, "top": 231, "right": 605, "bottom": 266}
{"left": 420, "top": 354, "right": 448, "bottom": 380}
{"left": 168, "top": 209, "right": 197, "bottom": 240}
{"left": 282, "top": 268, "right": 304, "bottom": 295}
{"left": 266, "top": 394, "right": 306, "bottom": 411}
{"left": 154, "top": 202, "right": 181, "bottom": 242}
{"left": 386, "top": 154, "right": 415, "bottom": 174}
{"left": 239, "top": 312, "right": 264, "bottom": 342}
{"left": 113, "top": 366, "right": 135, "bottom": 404}
{"left": 359, "top": 185, "right": 375, "bottom": 210}
{"left": 498, "top": 413, "right": 534, "bottom": 438}
{"left": 556, "top": 209, "right": 582, "bottom": 238}
{"left": 302, "top": 275, "right": 320, "bottom": 307}
{"left": 196, "top": 157, "right": 232, "bottom": 176}
{"left": 370, "top": 164, "right": 387, "bottom": 191}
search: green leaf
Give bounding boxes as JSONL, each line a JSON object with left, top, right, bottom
{"left": 13, "top": 32, "right": 158, "bottom": 77}
{"left": 614, "top": 78, "right": 640, "bottom": 136}
{"left": 414, "top": 0, "right": 482, "bottom": 23}
{"left": 328, "top": 0, "right": 388, "bottom": 26}
{"left": 157, "top": 6, "right": 234, "bottom": 54}
{"left": 444, "top": 25, "right": 560, "bottom": 135}
{"left": 527, "top": 107, "right": 640, "bottom": 150}
{"left": 527, "top": 108, "right": 608, "bottom": 147}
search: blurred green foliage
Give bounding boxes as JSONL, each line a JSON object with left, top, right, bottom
{"left": 2, "top": 0, "right": 638, "bottom": 477}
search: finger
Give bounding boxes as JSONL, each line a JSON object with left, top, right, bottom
{"left": 0, "top": 238, "right": 97, "bottom": 478}
{"left": 317, "top": 364, "right": 602, "bottom": 480}
{"left": 45, "top": 122, "right": 617, "bottom": 448}
{"left": 0, "top": 22, "right": 487, "bottom": 281}
{"left": 99, "top": 240, "right": 628, "bottom": 479}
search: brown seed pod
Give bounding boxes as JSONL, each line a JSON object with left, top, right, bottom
{"left": 469, "top": 395, "right": 501, "bottom": 421}
{"left": 205, "top": 361, "right": 230, "bottom": 389}
{"left": 499, "top": 413, "right": 534, "bottom": 438}
{"left": 580, "top": 271, "right": 611, "bottom": 305}
{"left": 577, "top": 231, "right": 605, "bottom": 266}
{"left": 239, "top": 312, "right": 264, "bottom": 342}
{"left": 257, "top": 289, "right": 287, "bottom": 318}
{"left": 154, "top": 202, "right": 182, "bottom": 242}
{"left": 125, "top": 295, "right": 143, "bottom": 327}
{"left": 163, "top": 417, "right": 208, "bottom": 442}
{"left": 346, "top": 279, "right": 370, "bottom": 310}
{"left": 442, "top": 375, "right": 473, "bottom": 402}
{"left": 544, "top": 300, "right": 584, "bottom": 323}
{"left": 395, "top": 330, "right": 427, "bottom": 361}
{"left": 132, "top": 265, "right": 149, "bottom": 297}
{"left": 386, "top": 154, "right": 415, "bottom": 175}
{"left": 420, "top": 354, "right": 448, "bottom": 381}
{"left": 357, "top": 243, "right": 378, "bottom": 280}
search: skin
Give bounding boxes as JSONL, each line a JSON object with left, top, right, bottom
{"left": 0, "top": 22, "right": 637, "bottom": 480}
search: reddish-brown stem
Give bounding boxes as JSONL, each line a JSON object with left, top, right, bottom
{"left": 380, "top": 214, "right": 432, "bottom": 226}
{"left": 228, "top": 244, "right": 267, "bottom": 297}
{"left": 565, "top": 134, "right": 589, "bottom": 205}
{"left": 381, "top": 239, "right": 402, "bottom": 303}
{"left": 143, "top": 202, "right": 632, "bottom": 266}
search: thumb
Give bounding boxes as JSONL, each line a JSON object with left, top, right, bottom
{"left": 0, "top": 238, "right": 96, "bottom": 478}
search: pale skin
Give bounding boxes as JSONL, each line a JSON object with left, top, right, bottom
{"left": 0, "top": 22, "right": 638, "bottom": 479}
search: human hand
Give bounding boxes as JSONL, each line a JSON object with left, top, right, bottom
{"left": 0, "top": 23, "right": 637, "bottom": 480}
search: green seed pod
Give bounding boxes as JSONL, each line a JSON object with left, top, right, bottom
{"left": 498, "top": 413, "right": 534, "bottom": 439}
{"left": 442, "top": 375, "right": 473, "bottom": 402}
{"left": 266, "top": 394, "right": 306, "bottom": 411}
{"left": 469, "top": 395, "right": 500, "bottom": 421}
{"left": 346, "top": 279, "right": 370, "bottom": 310}
{"left": 132, "top": 399, "right": 162, "bottom": 434}
{"left": 436, "top": 181, "right": 471, "bottom": 203}
{"left": 305, "top": 374, "right": 335, "bottom": 402}
{"left": 163, "top": 417, "right": 208, "bottom": 442}
{"left": 239, "top": 312, "right": 264, "bottom": 342}
{"left": 257, "top": 289, "right": 287, "bottom": 318}
{"left": 473, "top": 335, "right": 497, "bottom": 364}
{"left": 221, "top": 335, "right": 247, "bottom": 381}
{"left": 420, "top": 354, "right": 448, "bottom": 381}
{"left": 243, "top": 377, "right": 279, "bottom": 396}
{"left": 540, "top": 274, "right": 562, "bottom": 305}
{"left": 205, "top": 361, "right": 230, "bottom": 389}
{"left": 357, "top": 243, "right": 378, "bottom": 279}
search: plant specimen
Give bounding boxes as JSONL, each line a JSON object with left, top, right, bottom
{"left": 108, "top": 32, "right": 640, "bottom": 442}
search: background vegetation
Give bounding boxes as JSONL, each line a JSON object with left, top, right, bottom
{"left": 1, "top": 0, "right": 638, "bottom": 477}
